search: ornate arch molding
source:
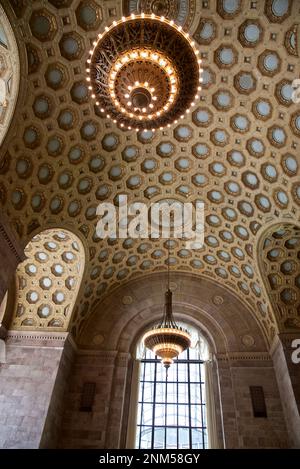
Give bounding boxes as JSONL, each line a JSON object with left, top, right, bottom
{"left": 79, "top": 272, "right": 268, "bottom": 353}
{"left": 256, "top": 218, "right": 300, "bottom": 334}
{"left": 0, "top": 2, "right": 25, "bottom": 150}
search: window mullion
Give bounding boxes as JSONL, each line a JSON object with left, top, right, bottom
{"left": 151, "top": 358, "right": 158, "bottom": 449}
{"left": 138, "top": 359, "right": 147, "bottom": 449}
{"left": 187, "top": 349, "right": 192, "bottom": 448}
{"left": 199, "top": 361, "right": 205, "bottom": 448}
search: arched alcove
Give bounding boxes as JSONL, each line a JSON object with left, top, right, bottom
{"left": 257, "top": 222, "right": 300, "bottom": 333}
{"left": 8, "top": 228, "right": 85, "bottom": 331}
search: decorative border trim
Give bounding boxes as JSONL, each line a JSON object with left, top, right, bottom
{"left": 6, "top": 330, "right": 69, "bottom": 348}
{"left": 216, "top": 351, "right": 271, "bottom": 362}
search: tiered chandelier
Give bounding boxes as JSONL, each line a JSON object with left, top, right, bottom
{"left": 143, "top": 248, "right": 191, "bottom": 369}
{"left": 87, "top": 13, "right": 202, "bottom": 131}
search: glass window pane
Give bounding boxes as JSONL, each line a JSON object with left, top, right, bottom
{"left": 177, "top": 363, "right": 188, "bottom": 382}
{"left": 166, "top": 427, "right": 177, "bottom": 448}
{"left": 192, "top": 428, "right": 205, "bottom": 449}
{"left": 178, "top": 383, "right": 188, "bottom": 403}
{"left": 136, "top": 425, "right": 141, "bottom": 448}
{"left": 202, "top": 404, "right": 207, "bottom": 426}
{"left": 140, "top": 426, "right": 152, "bottom": 448}
{"left": 166, "top": 403, "right": 177, "bottom": 426}
{"left": 188, "top": 347, "right": 200, "bottom": 360}
{"left": 180, "top": 349, "right": 188, "bottom": 360}
{"left": 200, "top": 363, "right": 205, "bottom": 381}
{"left": 137, "top": 402, "right": 142, "bottom": 424}
{"left": 166, "top": 381, "right": 177, "bottom": 403}
{"left": 189, "top": 363, "right": 200, "bottom": 382}
{"left": 143, "top": 382, "right": 154, "bottom": 402}
{"left": 190, "top": 383, "right": 201, "bottom": 404}
{"left": 191, "top": 405, "right": 202, "bottom": 427}
{"left": 204, "top": 429, "right": 208, "bottom": 448}
{"left": 153, "top": 427, "right": 165, "bottom": 449}
{"left": 141, "top": 403, "right": 153, "bottom": 426}
{"left": 201, "top": 383, "right": 206, "bottom": 403}
{"left": 154, "top": 404, "right": 165, "bottom": 426}
{"left": 144, "top": 362, "right": 155, "bottom": 381}
{"left": 178, "top": 427, "right": 190, "bottom": 449}
{"left": 167, "top": 363, "right": 177, "bottom": 382}
{"left": 155, "top": 382, "right": 165, "bottom": 403}
{"left": 178, "top": 404, "right": 189, "bottom": 426}
{"left": 156, "top": 362, "right": 166, "bottom": 381}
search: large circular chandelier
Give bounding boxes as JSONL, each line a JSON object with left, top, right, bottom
{"left": 143, "top": 251, "right": 191, "bottom": 369}
{"left": 87, "top": 13, "right": 202, "bottom": 131}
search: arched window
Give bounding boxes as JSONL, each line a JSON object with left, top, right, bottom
{"left": 133, "top": 324, "right": 213, "bottom": 449}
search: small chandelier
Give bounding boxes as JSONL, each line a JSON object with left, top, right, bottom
{"left": 143, "top": 249, "right": 191, "bottom": 369}
{"left": 87, "top": 13, "right": 202, "bottom": 131}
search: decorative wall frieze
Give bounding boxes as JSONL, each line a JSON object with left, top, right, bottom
{"left": 5, "top": 329, "right": 70, "bottom": 348}
{"left": 216, "top": 351, "right": 272, "bottom": 364}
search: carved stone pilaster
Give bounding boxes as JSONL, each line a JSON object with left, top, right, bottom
{"left": 271, "top": 333, "right": 300, "bottom": 448}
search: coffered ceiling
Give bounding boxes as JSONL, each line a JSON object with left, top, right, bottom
{"left": 0, "top": 0, "right": 300, "bottom": 342}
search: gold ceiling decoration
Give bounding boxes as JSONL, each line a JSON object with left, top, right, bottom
{"left": 88, "top": 14, "right": 202, "bottom": 130}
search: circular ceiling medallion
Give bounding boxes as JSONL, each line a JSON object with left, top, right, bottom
{"left": 88, "top": 14, "right": 202, "bottom": 130}
{"left": 241, "top": 334, "right": 255, "bottom": 347}
{"left": 212, "top": 295, "right": 224, "bottom": 305}
{"left": 122, "top": 295, "right": 133, "bottom": 305}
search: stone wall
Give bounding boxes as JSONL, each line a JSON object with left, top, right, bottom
{"left": 39, "top": 335, "right": 76, "bottom": 448}
{"left": 58, "top": 349, "right": 289, "bottom": 449}
{"left": 271, "top": 333, "right": 300, "bottom": 448}
{"left": 0, "top": 331, "right": 71, "bottom": 448}
{"left": 59, "top": 350, "right": 129, "bottom": 448}
{"left": 217, "top": 354, "right": 289, "bottom": 448}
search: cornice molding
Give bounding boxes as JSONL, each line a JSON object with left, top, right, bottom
{"left": 6, "top": 330, "right": 69, "bottom": 348}
{"left": 216, "top": 351, "right": 271, "bottom": 363}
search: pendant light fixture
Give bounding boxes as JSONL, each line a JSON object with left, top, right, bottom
{"left": 143, "top": 245, "right": 191, "bottom": 369}
{"left": 86, "top": 13, "right": 202, "bottom": 131}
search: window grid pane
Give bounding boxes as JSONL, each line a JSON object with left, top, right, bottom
{"left": 136, "top": 348, "right": 208, "bottom": 449}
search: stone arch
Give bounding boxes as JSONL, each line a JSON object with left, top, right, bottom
{"left": 256, "top": 221, "right": 300, "bottom": 333}
{"left": 0, "top": 3, "right": 21, "bottom": 148}
{"left": 79, "top": 272, "right": 269, "bottom": 352}
{"left": 8, "top": 227, "right": 86, "bottom": 332}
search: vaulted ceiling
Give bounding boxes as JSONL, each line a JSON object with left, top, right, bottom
{"left": 0, "top": 0, "right": 300, "bottom": 342}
